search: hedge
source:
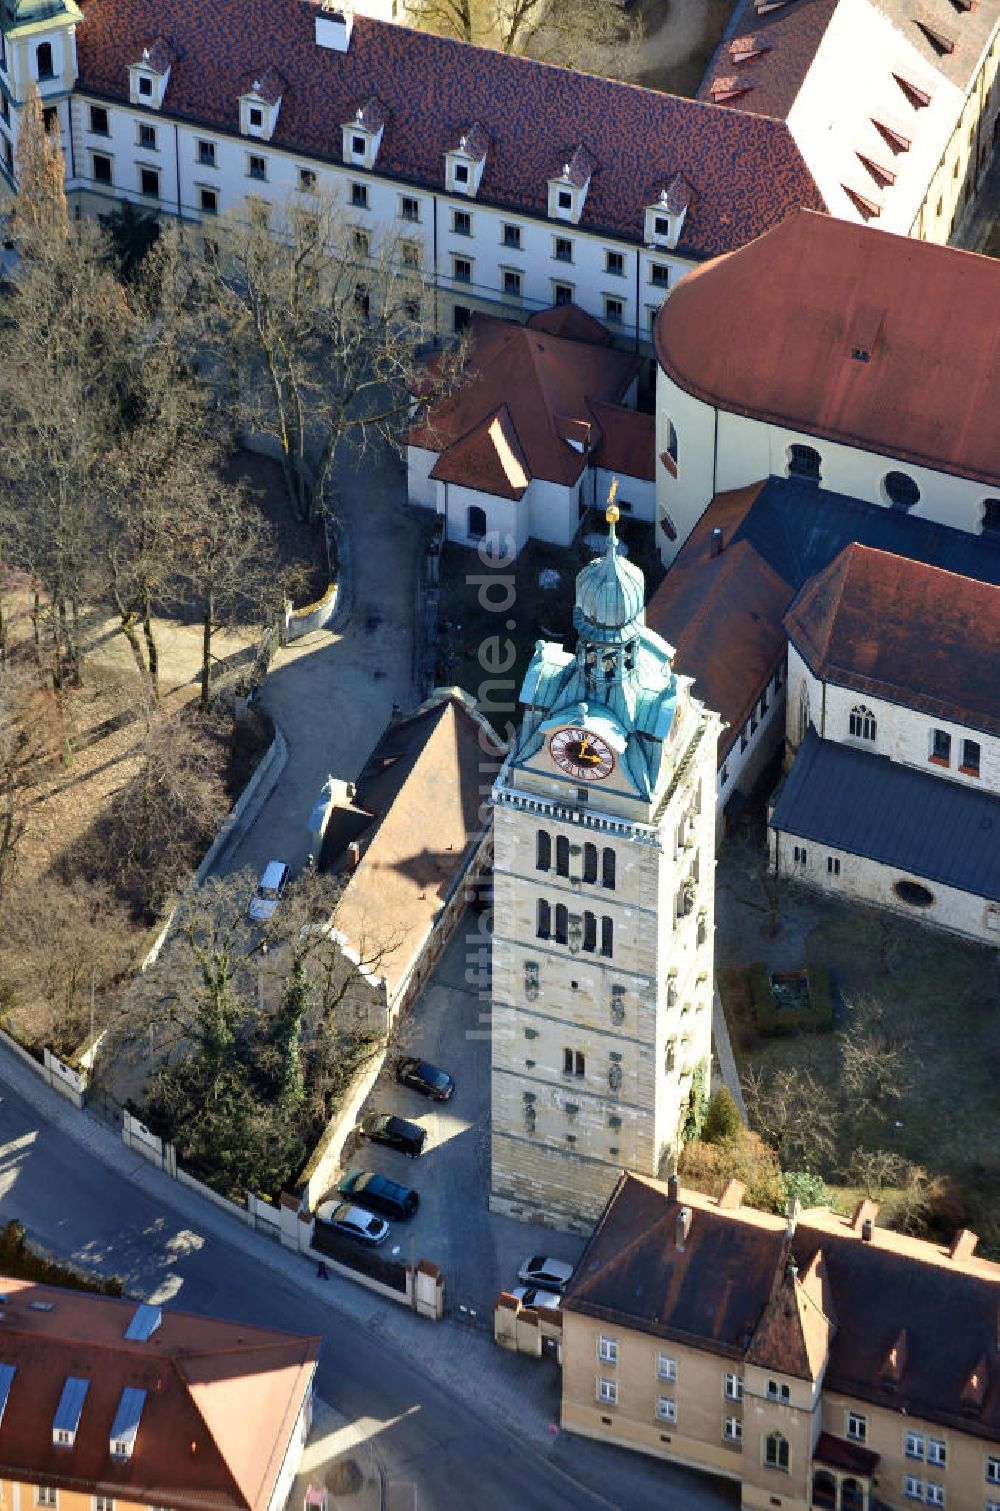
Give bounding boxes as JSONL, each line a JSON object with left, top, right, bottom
{"left": 749, "top": 963, "right": 833, "bottom": 1035}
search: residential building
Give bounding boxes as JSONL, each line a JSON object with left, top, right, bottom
{"left": 654, "top": 209, "right": 1000, "bottom": 564}
{"left": 561, "top": 1172, "right": 1000, "bottom": 1511}
{"left": 406, "top": 305, "right": 654, "bottom": 555}
{"left": 770, "top": 544, "right": 1000, "bottom": 941}
{"left": 645, "top": 477, "right": 1000, "bottom": 826}
{"left": 0, "top": 1274, "right": 321, "bottom": 1511}
{"left": 321, "top": 688, "right": 503, "bottom": 1034}
{"left": 490, "top": 507, "right": 720, "bottom": 1230}
{"left": 699, "top": 0, "right": 1000, "bottom": 242}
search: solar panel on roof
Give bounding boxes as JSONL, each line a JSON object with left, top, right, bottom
{"left": 124, "top": 1303, "right": 162, "bottom": 1341}
{"left": 53, "top": 1376, "right": 89, "bottom": 1441}
{"left": 110, "top": 1386, "right": 147, "bottom": 1458}
{"left": 0, "top": 1363, "right": 15, "bottom": 1427}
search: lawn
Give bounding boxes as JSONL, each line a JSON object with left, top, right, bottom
{"left": 716, "top": 842, "right": 1000, "bottom": 1253}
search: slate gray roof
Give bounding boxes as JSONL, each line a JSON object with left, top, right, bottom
{"left": 771, "top": 730, "right": 1000, "bottom": 900}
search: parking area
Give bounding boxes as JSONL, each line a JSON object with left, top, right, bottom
{"left": 317, "top": 909, "right": 586, "bottom": 1321}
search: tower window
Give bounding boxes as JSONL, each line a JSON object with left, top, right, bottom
{"left": 602, "top": 848, "right": 616, "bottom": 890}
{"left": 36, "top": 41, "right": 54, "bottom": 80}
{"left": 536, "top": 899, "right": 550, "bottom": 939}
{"left": 556, "top": 835, "right": 570, "bottom": 876}
{"left": 536, "top": 830, "right": 551, "bottom": 871}
{"left": 563, "top": 1048, "right": 585, "bottom": 1076}
{"left": 600, "top": 916, "right": 614, "bottom": 958}
{"left": 583, "top": 842, "right": 597, "bottom": 883}
{"left": 583, "top": 911, "right": 597, "bottom": 952}
{"left": 787, "top": 444, "right": 821, "bottom": 484}
{"left": 554, "top": 903, "right": 568, "bottom": 944}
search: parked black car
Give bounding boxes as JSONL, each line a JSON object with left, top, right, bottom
{"left": 396, "top": 1057, "right": 455, "bottom": 1101}
{"left": 359, "top": 1112, "right": 427, "bottom": 1157}
{"left": 336, "top": 1169, "right": 419, "bottom": 1220}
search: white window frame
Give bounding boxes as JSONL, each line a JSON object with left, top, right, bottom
{"left": 451, "top": 254, "right": 473, "bottom": 285}
{"left": 137, "top": 164, "right": 160, "bottom": 198}
{"left": 597, "top": 1335, "right": 618, "bottom": 1365}
{"left": 35, "top": 1492, "right": 58, "bottom": 1510}
{"left": 655, "top": 1395, "right": 676, "bottom": 1423}
{"left": 596, "top": 1376, "right": 617, "bottom": 1405}
{"left": 400, "top": 194, "right": 420, "bottom": 222}
{"left": 501, "top": 266, "right": 523, "bottom": 299}
{"left": 924, "top": 1484, "right": 944, "bottom": 1507}
{"left": 724, "top": 1372, "right": 743, "bottom": 1401}
{"left": 723, "top": 1416, "right": 742, "bottom": 1442}
{"left": 656, "top": 1353, "right": 677, "bottom": 1382}
{"left": 198, "top": 184, "right": 219, "bottom": 215}
{"left": 94, "top": 1497, "right": 115, "bottom": 1511}
{"left": 136, "top": 120, "right": 157, "bottom": 151}
{"left": 196, "top": 138, "right": 217, "bottom": 168}
{"left": 904, "top": 1476, "right": 923, "bottom": 1501}
{"left": 846, "top": 1410, "right": 867, "bottom": 1442}
{"left": 905, "top": 1430, "right": 925, "bottom": 1459}
{"left": 989, "top": 1458, "right": 1000, "bottom": 1486}
{"left": 247, "top": 151, "right": 268, "bottom": 182}
{"left": 603, "top": 295, "right": 625, "bottom": 325}
{"left": 605, "top": 248, "right": 625, "bottom": 277}
{"left": 927, "top": 1439, "right": 946, "bottom": 1467}
{"left": 766, "top": 1379, "right": 790, "bottom": 1403}
{"left": 350, "top": 180, "right": 369, "bottom": 211}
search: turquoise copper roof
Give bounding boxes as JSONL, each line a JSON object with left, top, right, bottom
{"left": 574, "top": 510, "right": 646, "bottom": 641}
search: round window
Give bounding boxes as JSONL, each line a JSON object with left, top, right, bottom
{"left": 893, "top": 879, "right": 934, "bottom": 908}
{"left": 884, "top": 471, "right": 920, "bottom": 510}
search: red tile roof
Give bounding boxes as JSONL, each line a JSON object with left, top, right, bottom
{"left": 699, "top": 0, "right": 841, "bottom": 119}
{"left": 0, "top": 1276, "right": 319, "bottom": 1511}
{"left": 75, "top": 0, "right": 824, "bottom": 256}
{"left": 784, "top": 542, "right": 1000, "bottom": 736}
{"left": 588, "top": 401, "right": 655, "bottom": 483}
{"left": 408, "top": 311, "right": 643, "bottom": 494}
{"left": 655, "top": 209, "right": 1000, "bottom": 485}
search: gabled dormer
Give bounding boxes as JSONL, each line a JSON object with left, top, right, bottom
{"left": 239, "top": 68, "right": 285, "bottom": 141}
{"left": 128, "top": 37, "right": 174, "bottom": 110}
{"left": 645, "top": 173, "right": 691, "bottom": 249}
{"left": 342, "top": 97, "right": 385, "bottom": 171}
{"left": 444, "top": 124, "right": 488, "bottom": 197}
{"left": 547, "top": 144, "right": 595, "bottom": 224}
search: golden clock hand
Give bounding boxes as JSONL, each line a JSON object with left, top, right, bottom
{"left": 578, "top": 736, "right": 591, "bottom": 758}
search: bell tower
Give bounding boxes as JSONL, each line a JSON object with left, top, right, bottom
{"left": 0, "top": 0, "right": 81, "bottom": 189}
{"left": 489, "top": 501, "right": 721, "bottom": 1230}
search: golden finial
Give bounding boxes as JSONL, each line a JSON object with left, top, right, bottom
{"left": 606, "top": 477, "right": 620, "bottom": 526}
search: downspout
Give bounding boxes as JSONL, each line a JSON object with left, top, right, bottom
{"left": 712, "top": 406, "right": 719, "bottom": 498}
{"left": 174, "top": 119, "right": 181, "bottom": 221}
{"left": 432, "top": 190, "right": 439, "bottom": 346}
{"left": 66, "top": 95, "right": 76, "bottom": 181}
{"left": 821, "top": 678, "right": 826, "bottom": 739}
{"left": 634, "top": 244, "right": 640, "bottom": 353}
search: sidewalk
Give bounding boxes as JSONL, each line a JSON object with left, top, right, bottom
{"left": 289, "top": 1397, "right": 383, "bottom": 1511}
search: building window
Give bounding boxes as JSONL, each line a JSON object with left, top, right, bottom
{"left": 502, "top": 268, "right": 522, "bottom": 298}
{"left": 927, "top": 1440, "right": 946, "bottom": 1467}
{"left": 453, "top": 162, "right": 469, "bottom": 185}
{"left": 656, "top": 1354, "right": 677, "bottom": 1381}
{"left": 583, "top": 842, "right": 598, "bottom": 884}
{"left": 400, "top": 240, "right": 420, "bottom": 270}
{"left": 90, "top": 104, "right": 109, "bottom": 135}
{"left": 503, "top": 222, "right": 522, "bottom": 249}
{"left": 583, "top": 911, "right": 597, "bottom": 952}
{"left": 597, "top": 1377, "right": 617, "bottom": 1405}
{"left": 248, "top": 153, "right": 267, "bottom": 181}
{"left": 94, "top": 1498, "right": 115, "bottom": 1511}
{"left": 931, "top": 728, "right": 952, "bottom": 764}
{"left": 553, "top": 835, "right": 569, "bottom": 876}
{"left": 466, "top": 504, "right": 487, "bottom": 540}
{"left": 650, "top": 262, "right": 670, "bottom": 288}
{"left": 553, "top": 282, "right": 574, "bottom": 306}
{"left": 846, "top": 1411, "right": 867, "bottom": 1443}
{"left": 199, "top": 186, "right": 218, "bottom": 215}
{"left": 553, "top": 236, "right": 573, "bottom": 263}
{"left": 961, "top": 739, "right": 981, "bottom": 775}
{"left": 399, "top": 194, "right": 420, "bottom": 222}
{"left": 197, "top": 139, "right": 217, "bottom": 167}
{"left": 353, "top": 228, "right": 371, "bottom": 259}
{"left": 827, "top": 856, "right": 841, "bottom": 876}
{"left": 656, "top": 1396, "right": 677, "bottom": 1423}
{"left": 248, "top": 104, "right": 262, "bottom": 127}
{"left": 982, "top": 499, "right": 1000, "bottom": 536}
{"left": 137, "top": 122, "right": 156, "bottom": 150}
{"left": 36, "top": 1493, "right": 58, "bottom": 1510}
{"left": 598, "top": 1335, "right": 618, "bottom": 1364}
{"left": 764, "top": 1433, "right": 790, "bottom": 1471}
{"left": 92, "top": 153, "right": 112, "bottom": 185}
{"left": 452, "top": 208, "right": 472, "bottom": 235}
{"left": 563, "top": 1048, "right": 585, "bottom": 1077}
{"left": 989, "top": 1459, "right": 1000, "bottom": 1485}
{"left": 894, "top": 879, "right": 935, "bottom": 907}
{"left": 557, "top": 189, "right": 572, "bottom": 211}
{"left": 884, "top": 470, "right": 920, "bottom": 510}
{"left": 349, "top": 132, "right": 366, "bottom": 158}
{"left": 296, "top": 165, "right": 316, "bottom": 191}
{"left": 452, "top": 256, "right": 472, "bottom": 284}
{"left": 662, "top": 416, "right": 679, "bottom": 467}
{"left": 602, "top": 848, "right": 616, "bottom": 890}
{"left": 554, "top": 903, "right": 568, "bottom": 944}
{"left": 793, "top": 846, "right": 807, "bottom": 866}
{"left": 724, "top": 1373, "right": 743, "bottom": 1401}
{"left": 723, "top": 1416, "right": 743, "bottom": 1442}
{"left": 849, "top": 705, "right": 877, "bottom": 741}
{"left": 905, "top": 1431, "right": 925, "bottom": 1459}
{"left": 139, "top": 166, "right": 160, "bottom": 198}
{"left": 606, "top": 249, "right": 624, "bottom": 276}
{"left": 536, "top": 899, "right": 550, "bottom": 938}
{"left": 904, "top": 1478, "right": 923, "bottom": 1501}
{"left": 604, "top": 296, "right": 624, "bottom": 324}
{"left": 600, "top": 916, "right": 613, "bottom": 958}
{"left": 536, "top": 831, "right": 551, "bottom": 871}
{"left": 787, "top": 444, "right": 822, "bottom": 484}
{"left": 36, "top": 41, "right": 54, "bottom": 79}
{"left": 925, "top": 1486, "right": 944, "bottom": 1508}
{"left": 766, "top": 1381, "right": 791, "bottom": 1403}
{"left": 350, "top": 181, "right": 368, "bottom": 209}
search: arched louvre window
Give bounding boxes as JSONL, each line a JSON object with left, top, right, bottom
{"left": 36, "top": 41, "right": 54, "bottom": 79}
{"left": 848, "top": 705, "right": 877, "bottom": 741}
{"left": 583, "top": 911, "right": 597, "bottom": 952}
{"left": 602, "top": 847, "right": 616, "bottom": 890}
{"left": 536, "top": 830, "right": 551, "bottom": 871}
{"left": 600, "top": 916, "right": 614, "bottom": 958}
{"left": 536, "top": 899, "right": 550, "bottom": 938}
{"left": 556, "top": 836, "right": 570, "bottom": 876}
{"left": 554, "top": 904, "right": 569, "bottom": 944}
{"left": 583, "top": 842, "right": 598, "bottom": 883}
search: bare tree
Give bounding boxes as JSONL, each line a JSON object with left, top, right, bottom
{"left": 204, "top": 193, "right": 466, "bottom": 522}
{"left": 846, "top": 1145, "right": 909, "bottom": 1198}
{"left": 11, "top": 83, "right": 67, "bottom": 242}
{"left": 840, "top": 995, "right": 910, "bottom": 1109}
{"left": 742, "top": 1063, "right": 840, "bottom": 1171}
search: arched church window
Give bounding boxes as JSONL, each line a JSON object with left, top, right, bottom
{"left": 848, "top": 705, "right": 877, "bottom": 741}
{"left": 602, "top": 848, "right": 616, "bottom": 890}
{"left": 884, "top": 471, "right": 920, "bottom": 510}
{"left": 583, "top": 842, "right": 598, "bottom": 883}
{"left": 536, "top": 899, "right": 550, "bottom": 939}
{"left": 467, "top": 505, "right": 487, "bottom": 540}
{"left": 554, "top": 904, "right": 569, "bottom": 944}
{"left": 787, "top": 444, "right": 821, "bottom": 484}
{"left": 600, "top": 916, "right": 614, "bottom": 958}
{"left": 582, "top": 911, "right": 597, "bottom": 952}
{"left": 36, "top": 41, "right": 54, "bottom": 80}
{"left": 556, "top": 835, "right": 570, "bottom": 877}
{"left": 797, "top": 683, "right": 811, "bottom": 745}
{"left": 536, "top": 830, "right": 551, "bottom": 871}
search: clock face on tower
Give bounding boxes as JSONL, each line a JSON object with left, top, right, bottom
{"left": 549, "top": 727, "right": 615, "bottom": 781}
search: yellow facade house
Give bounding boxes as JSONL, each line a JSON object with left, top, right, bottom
{"left": 561, "top": 1173, "right": 1000, "bottom": 1511}
{"left": 0, "top": 1275, "right": 320, "bottom": 1511}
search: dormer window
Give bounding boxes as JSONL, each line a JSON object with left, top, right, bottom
{"left": 547, "top": 144, "right": 595, "bottom": 224}
{"left": 646, "top": 173, "right": 692, "bottom": 249}
{"left": 53, "top": 1377, "right": 89, "bottom": 1448}
{"left": 239, "top": 68, "right": 284, "bottom": 142}
{"left": 445, "top": 124, "right": 488, "bottom": 198}
{"left": 128, "top": 38, "right": 174, "bottom": 110}
{"left": 341, "top": 98, "right": 385, "bottom": 170}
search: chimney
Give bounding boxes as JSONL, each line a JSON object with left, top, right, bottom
{"left": 313, "top": 0, "right": 354, "bottom": 51}
{"left": 667, "top": 1173, "right": 679, "bottom": 1202}
{"left": 718, "top": 1178, "right": 745, "bottom": 1211}
{"left": 851, "top": 1198, "right": 879, "bottom": 1237}
{"left": 861, "top": 1218, "right": 874, "bottom": 1242}
{"left": 347, "top": 840, "right": 362, "bottom": 871}
{"left": 710, "top": 527, "right": 724, "bottom": 559}
{"left": 949, "top": 1228, "right": 979, "bottom": 1263}
{"left": 676, "top": 1206, "right": 692, "bottom": 1251}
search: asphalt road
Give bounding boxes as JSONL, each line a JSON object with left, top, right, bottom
{"left": 0, "top": 1066, "right": 736, "bottom": 1511}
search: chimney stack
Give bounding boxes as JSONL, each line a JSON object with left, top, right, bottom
{"left": 710, "top": 527, "right": 724, "bottom": 559}
{"left": 861, "top": 1218, "right": 874, "bottom": 1242}
{"left": 676, "top": 1206, "right": 692, "bottom": 1251}
{"left": 667, "top": 1173, "right": 680, "bottom": 1202}
{"left": 949, "top": 1228, "right": 979, "bottom": 1263}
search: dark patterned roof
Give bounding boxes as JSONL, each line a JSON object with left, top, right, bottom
{"left": 75, "top": 0, "right": 825, "bottom": 256}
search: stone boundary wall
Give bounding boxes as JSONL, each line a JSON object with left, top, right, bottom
{"left": 282, "top": 581, "right": 339, "bottom": 642}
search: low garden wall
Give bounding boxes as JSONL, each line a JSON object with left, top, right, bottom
{"left": 282, "top": 582, "right": 339, "bottom": 642}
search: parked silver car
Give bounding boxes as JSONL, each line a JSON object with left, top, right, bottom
{"left": 517, "top": 1255, "right": 574, "bottom": 1292}
{"left": 315, "top": 1200, "right": 389, "bottom": 1246}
